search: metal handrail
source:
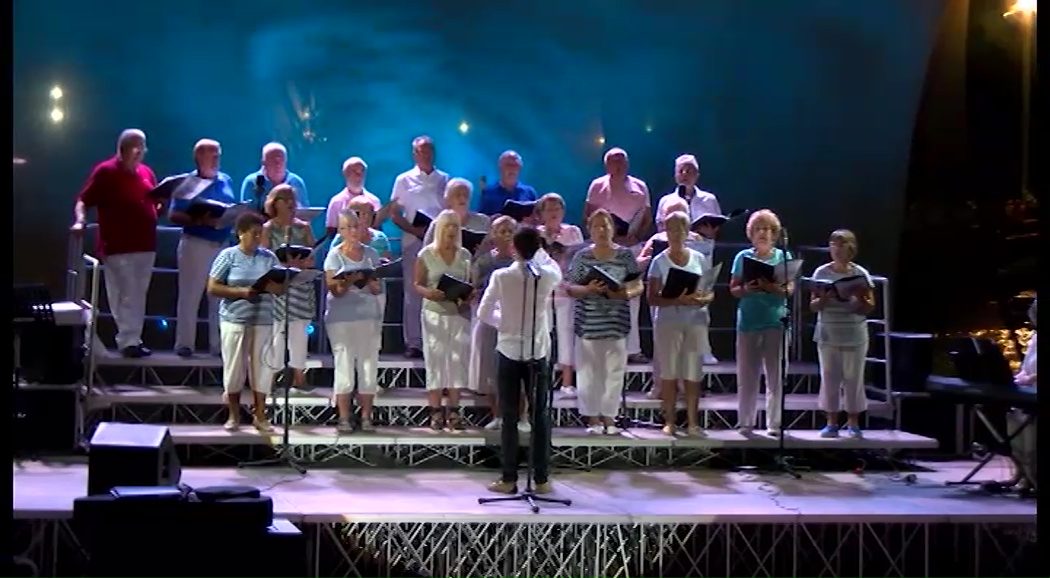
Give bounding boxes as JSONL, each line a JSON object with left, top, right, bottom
{"left": 82, "top": 254, "right": 101, "bottom": 395}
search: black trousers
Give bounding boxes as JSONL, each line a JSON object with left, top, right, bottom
{"left": 496, "top": 352, "right": 552, "bottom": 484}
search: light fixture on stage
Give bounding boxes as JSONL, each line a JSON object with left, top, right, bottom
{"left": 50, "top": 108, "right": 65, "bottom": 124}
{"left": 458, "top": 121, "right": 470, "bottom": 135}
{"left": 158, "top": 318, "right": 169, "bottom": 330}
{"left": 49, "top": 86, "right": 63, "bottom": 100}
{"left": 644, "top": 124, "right": 653, "bottom": 133}
{"left": 306, "top": 322, "right": 315, "bottom": 336}
{"left": 1003, "top": 0, "right": 1036, "bottom": 18}
{"left": 596, "top": 135, "right": 606, "bottom": 145}
{"left": 13, "top": 157, "right": 27, "bottom": 165}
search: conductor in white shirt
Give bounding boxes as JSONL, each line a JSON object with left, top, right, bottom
{"left": 478, "top": 228, "right": 562, "bottom": 495}
{"left": 389, "top": 136, "right": 449, "bottom": 358}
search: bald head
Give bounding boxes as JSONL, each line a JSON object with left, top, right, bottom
{"left": 603, "top": 147, "right": 629, "bottom": 179}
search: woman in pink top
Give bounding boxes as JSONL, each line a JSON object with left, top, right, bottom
{"left": 537, "top": 192, "right": 585, "bottom": 396}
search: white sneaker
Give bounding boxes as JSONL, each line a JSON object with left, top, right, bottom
{"left": 585, "top": 425, "right": 604, "bottom": 435}
{"left": 223, "top": 418, "right": 239, "bottom": 431}
{"left": 484, "top": 418, "right": 503, "bottom": 431}
{"left": 517, "top": 421, "right": 532, "bottom": 433}
{"left": 253, "top": 417, "right": 273, "bottom": 433}
{"left": 703, "top": 353, "right": 719, "bottom": 365}
{"left": 661, "top": 424, "right": 676, "bottom": 436}
{"left": 604, "top": 425, "right": 622, "bottom": 435}
{"left": 558, "top": 386, "right": 577, "bottom": 398}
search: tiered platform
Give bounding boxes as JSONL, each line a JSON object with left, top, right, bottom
{"left": 12, "top": 459, "right": 1038, "bottom": 577}
{"left": 78, "top": 349, "right": 934, "bottom": 469}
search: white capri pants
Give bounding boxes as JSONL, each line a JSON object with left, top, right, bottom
{"left": 220, "top": 321, "right": 274, "bottom": 398}
{"left": 817, "top": 342, "right": 869, "bottom": 414}
{"left": 735, "top": 328, "right": 785, "bottom": 429}
{"left": 422, "top": 309, "right": 471, "bottom": 391}
{"left": 326, "top": 320, "right": 380, "bottom": 396}
{"left": 653, "top": 321, "right": 707, "bottom": 382}
{"left": 552, "top": 296, "right": 576, "bottom": 367}
{"left": 575, "top": 337, "right": 627, "bottom": 417}
{"left": 271, "top": 318, "right": 310, "bottom": 370}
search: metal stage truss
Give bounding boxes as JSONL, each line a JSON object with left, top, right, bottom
{"left": 13, "top": 518, "right": 1039, "bottom": 578}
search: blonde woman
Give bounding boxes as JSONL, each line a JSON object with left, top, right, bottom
{"left": 729, "top": 209, "right": 793, "bottom": 436}
{"left": 260, "top": 184, "right": 316, "bottom": 389}
{"left": 565, "top": 209, "right": 643, "bottom": 435}
{"left": 206, "top": 213, "right": 283, "bottom": 431}
{"left": 415, "top": 208, "right": 474, "bottom": 430}
{"left": 469, "top": 216, "right": 522, "bottom": 431}
{"left": 647, "top": 211, "right": 714, "bottom": 436}
{"left": 423, "top": 178, "right": 491, "bottom": 249}
{"left": 324, "top": 209, "right": 384, "bottom": 432}
{"left": 536, "top": 193, "right": 585, "bottom": 397}
{"left": 810, "top": 229, "right": 875, "bottom": 439}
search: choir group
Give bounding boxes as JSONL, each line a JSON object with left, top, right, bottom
{"left": 72, "top": 129, "right": 882, "bottom": 463}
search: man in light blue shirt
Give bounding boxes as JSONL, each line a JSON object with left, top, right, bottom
{"left": 168, "top": 139, "right": 238, "bottom": 358}
{"left": 239, "top": 142, "right": 310, "bottom": 213}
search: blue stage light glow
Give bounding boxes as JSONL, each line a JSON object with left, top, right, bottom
{"left": 158, "top": 318, "right": 169, "bottom": 330}
{"left": 306, "top": 322, "right": 315, "bottom": 336}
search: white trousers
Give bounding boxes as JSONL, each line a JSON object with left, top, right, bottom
{"left": 176, "top": 235, "right": 223, "bottom": 352}
{"left": 575, "top": 337, "right": 627, "bottom": 418}
{"left": 103, "top": 251, "right": 155, "bottom": 350}
{"left": 654, "top": 321, "right": 706, "bottom": 382}
{"left": 1008, "top": 408, "right": 1037, "bottom": 487}
{"left": 627, "top": 296, "right": 642, "bottom": 355}
{"left": 736, "top": 328, "right": 785, "bottom": 429}
{"left": 219, "top": 321, "right": 274, "bottom": 397}
{"left": 422, "top": 309, "right": 470, "bottom": 391}
{"left": 817, "top": 342, "right": 868, "bottom": 414}
{"left": 401, "top": 245, "right": 423, "bottom": 350}
{"left": 272, "top": 319, "right": 310, "bottom": 369}
{"left": 327, "top": 320, "right": 380, "bottom": 395}
{"left": 552, "top": 296, "right": 576, "bottom": 367}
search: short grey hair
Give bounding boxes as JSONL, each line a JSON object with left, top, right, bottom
{"left": 603, "top": 147, "right": 628, "bottom": 164}
{"left": 444, "top": 177, "right": 473, "bottom": 201}
{"left": 262, "top": 142, "right": 287, "bottom": 158}
{"left": 675, "top": 154, "right": 699, "bottom": 171}
{"left": 498, "top": 150, "right": 522, "bottom": 165}
{"left": 664, "top": 210, "right": 691, "bottom": 232}
{"left": 412, "top": 135, "right": 434, "bottom": 149}
{"left": 342, "top": 156, "right": 368, "bottom": 172}
{"left": 116, "top": 129, "right": 145, "bottom": 152}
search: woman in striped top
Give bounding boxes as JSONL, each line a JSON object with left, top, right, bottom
{"left": 469, "top": 215, "right": 523, "bottom": 431}
{"left": 261, "top": 184, "right": 317, "bottom": 389}
{"left": 536, "top": 192, "right": 585, "bottom": 397}
{"left": 565, "top": 209, "right": 643, "bottom": 435}
{"left": 810, "top": 229, "right": 874, "bottom": 438}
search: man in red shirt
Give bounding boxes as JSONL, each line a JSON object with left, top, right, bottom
{"left": 71, "top": 129, "right": 159, "bottom": 358}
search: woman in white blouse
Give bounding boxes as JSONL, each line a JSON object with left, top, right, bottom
{"left": 414, "top": 208, "right": 474, "bottom": 430}
{"left": 324, "top": 209, "right": 384, "bottom": 433}
{"left": 536, "top": 192, "right": 585, "bottom": 397}
{"left": 645, "top": 211, "right": 714, "bottom": 436}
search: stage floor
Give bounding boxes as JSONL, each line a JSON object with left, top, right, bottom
{"left": 12, "top": 458, "right": 1034, "bottom": 525}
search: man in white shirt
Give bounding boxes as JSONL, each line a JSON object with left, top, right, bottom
{"left": 389, "top": 136, "right": 449, "bottom": 358}
{"left": 325, "top": 156, "right": 382, "bottom": 240}
{"left": 654, "top": 154, "right": 721, "bottom": 231}
{"left": 478, "top": 228, "right": 562, "bottom": 495}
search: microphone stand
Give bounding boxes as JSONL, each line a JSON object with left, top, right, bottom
{"left": 479, "top": 263, "right": 572, "bottom": 512}
{"left": 254, "top": 179, "right": 266, "bottom": 214}
{"left": 238, "top": 271, "right": 308, "bottom": 475}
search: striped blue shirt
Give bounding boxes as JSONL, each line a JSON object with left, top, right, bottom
{"left": 812, "top": 262, "right": 873, "bottom": 347}
{"left": 324, "top": 245, "right": 384, "bottom": 324}
{"left": 567, "top": 247, "right": 639, "bottom": 340}
{"left": 267, "top": 224, "right": 317, "bottom": 322}
{"left": 209, "top": 246, "right": 281, "bottom": 325}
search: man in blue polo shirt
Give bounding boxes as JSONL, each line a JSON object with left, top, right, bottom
{"left": 169, "top": 139, "right": 238, "bottom": 357}
{"left": 239, "top": 142, "right": 310, "bottom": 213}
{"left": 477, "top": 150, "right": 538, "bottom": 219}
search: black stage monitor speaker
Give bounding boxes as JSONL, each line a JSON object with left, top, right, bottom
{"left": 88, "top": 422, "right": 182, "bottom": 496}
{"left": 869, "top": 332, "right": 934, "bottom": 392}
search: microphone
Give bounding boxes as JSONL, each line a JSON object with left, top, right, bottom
{"left": 254, "top": 174, "right": 266, "bottom": 212}
{"left": 781, "top": 227, "right": 789, "bottom": 247}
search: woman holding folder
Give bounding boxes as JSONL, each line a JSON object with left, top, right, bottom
{"left": 728, "top": 209, "right": 794, "bottom": 436}
{"left": 261, "top": 184, "right": 317, "bottom": 389}
{"left": 206, "top": 212, "right": 284, "bottom": 432}
{"left": 414, "top": 208, "right": 474, "bottom": 430}
{"left": 565, "top": 209, "right": 643, "bottom": 435}
{"left": 646, "top": 211, "right": 714, "bottom": 436}
{"left": 324, "top": 209, "right": 385, "bottom": 432}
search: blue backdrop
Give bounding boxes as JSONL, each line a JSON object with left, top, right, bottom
{"left": 13, "top": 0, "right": 946, "bottom": 292}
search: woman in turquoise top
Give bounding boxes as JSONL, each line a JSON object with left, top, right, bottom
{"left": 261, "top": 184, "right": 317, "bottom": 390}
{"left": 207, "top": 212, "right": 284, "bottom": 432}
{"left": 729, "top": 209, "right": 794, "bottom": 436}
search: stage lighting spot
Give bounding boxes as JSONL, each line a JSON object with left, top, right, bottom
{"left": 458, "top": 121, "right": 470, "bottom": 135}
{"left": 596, "top": 136, "right": 606, "bottom": 145}
{"left": 50, "top": 108, "right": 65, "bottom": 123}
{"left": 13, "top": 157, "right": 27, "bottom": 165}
{"left": 49, "top": 86, "right": 63, "bottom": 100}
{"left": 306, "top": 323, "right": 315, "bottom": 336}
{"left": 158, "top": 318, "right": 169, "bottom": 330}
{"left": 644, "top": 124, "right": 653, "bottom": 133}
